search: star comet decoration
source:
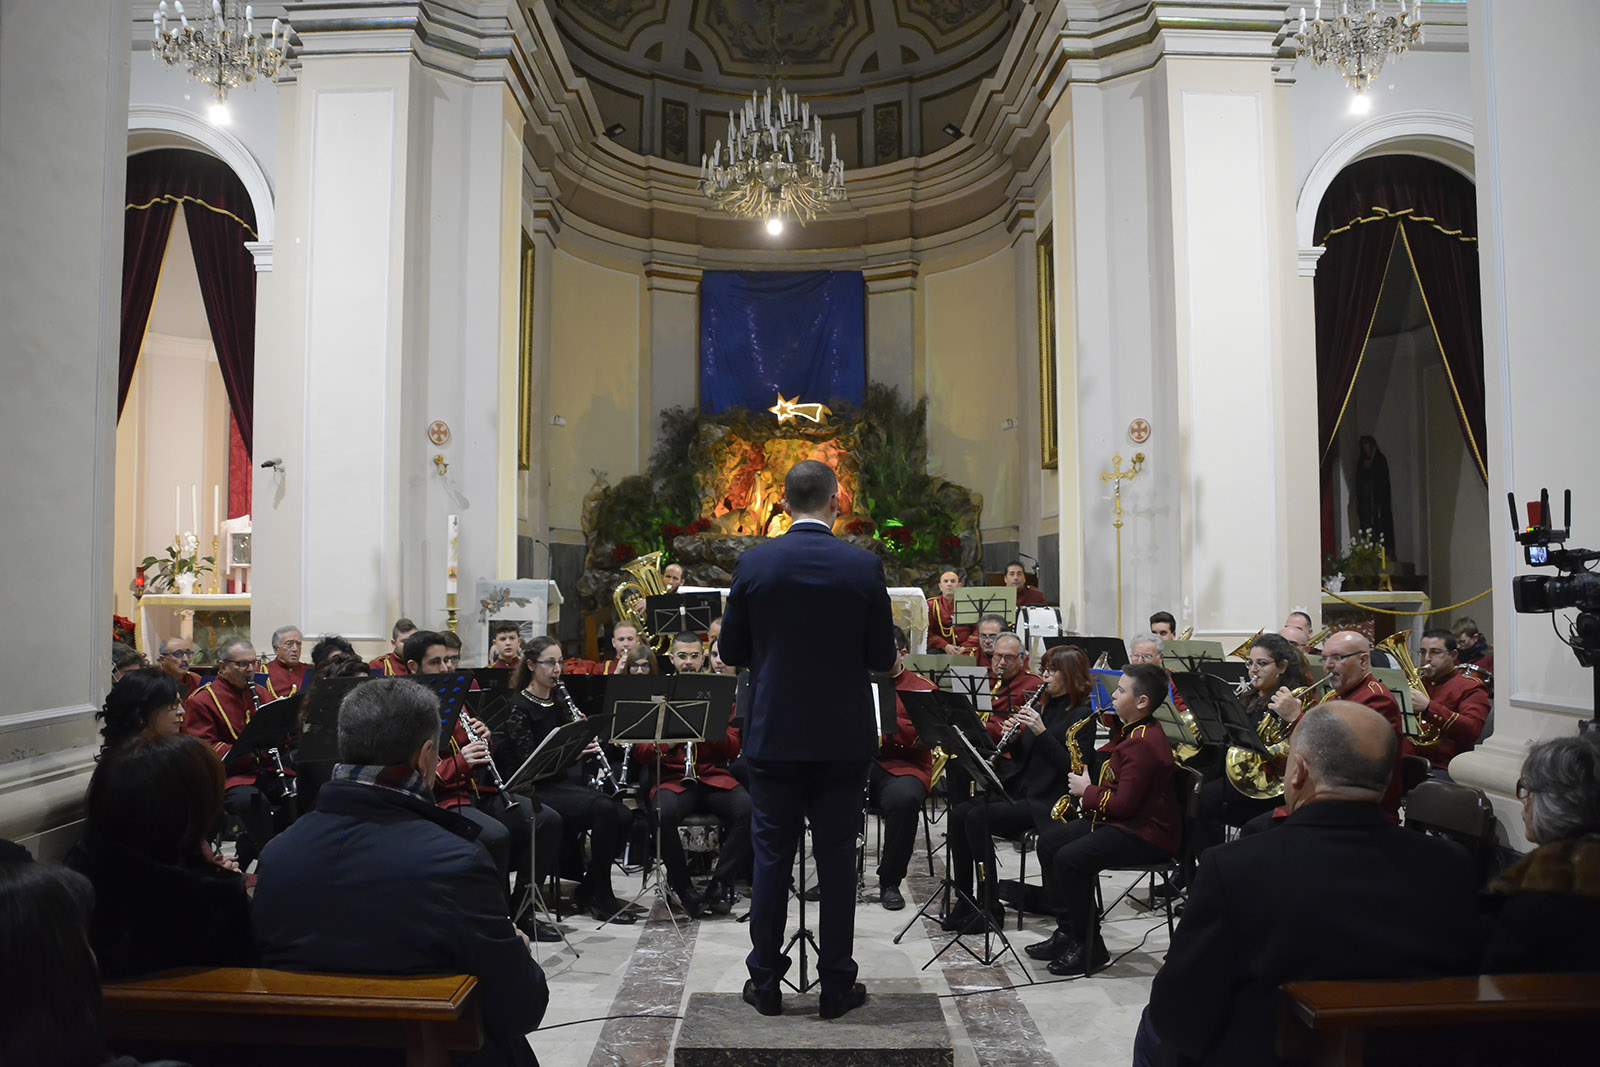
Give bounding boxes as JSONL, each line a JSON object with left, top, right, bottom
{"left": 769, "top": 393, "right": 831, "bottom": 424}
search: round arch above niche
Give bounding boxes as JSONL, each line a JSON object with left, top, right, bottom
{"left": 127, "top": 104, "right": 275, "bottom": 271}
{"left": 1296, "top": 109, "right": 1474, "bottom": 276}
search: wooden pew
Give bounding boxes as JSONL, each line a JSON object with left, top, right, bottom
{"left": 1279, "top": 973, "right": 1600, "bottom": 1066}
{"left": 103, "top": 967, "right": 483, "bottom": 1067}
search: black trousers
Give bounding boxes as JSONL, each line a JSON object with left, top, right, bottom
{"left": 948, "top": 797, "right": 1048, "bottom": 901}
{"left": 539, "top": 780, "right": 634, "bottom": 904}
{"left": 453, "top": 793, "right": 562, "bottom": 902}
{"left": 745, "top": 758, "right": 869, "bottom": 998}
{"left": 1036, "top": 820, "right": 1168, "bottom": 941}
{"left": 224, "top": 781, "right": 293, "bottom": 866}
{"left": 868, "top": 764, "right": 927, "bottom": 887}
{"left": 654, "top": 781, "right": 753, "bottom": 893}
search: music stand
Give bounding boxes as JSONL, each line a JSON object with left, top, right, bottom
{"left": 297, "top": 676, "right": 367, "bottom": 765}
{"left": 1167, "top": 673, "right": 1254, "bottom": 754}
{"left": 1199, "top": 660, "right": 1251, "bottom": 691}
{"left": 502, "top": 717, "right": 604, "bottom": 959}
{"left": 1046, "top": 636, "right": 1130, "bottom": 671}
{"left": 227, "top": 692, "right": 304, "bottom": 819}
{"left": 1161, "top": 640, "right": 1226, "bottom": 672}
{"left": 413, "top": 672, "right": 474, "bottom": 735}
{"left": 605, "top": 673, "right": 734, "bottom": 934}
{"left": 945, "top": 665, "right": 994, "bottom": 712}
{"left": 953, "top": 586, "right": 1015, "bottom": 628}
{"left": 643, "top": 592, "right": 722, "bottom": 638}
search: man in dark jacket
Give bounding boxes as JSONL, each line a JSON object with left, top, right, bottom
{"left": 718, "top": 459, "right": 897, "bottom": 1020}
{"left": 1140, "top": 701, "right": 1478, "bottom": 1067}
{"left": 252, "top": 678, "right": 548, "bottom": 1066}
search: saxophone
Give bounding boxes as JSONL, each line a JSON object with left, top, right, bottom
{"left": 1049, "top": 714, "right": 1097, "bottom": 822}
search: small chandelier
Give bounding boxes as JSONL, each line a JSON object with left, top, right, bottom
{"left": 151, "top": 1, "right": 291, "bottom": 103}
{"left": 700, "top": 86, "right": 846, "bottom": 228}
{"left": 1294, "top": 0, "right": 1423, "bottom": 94}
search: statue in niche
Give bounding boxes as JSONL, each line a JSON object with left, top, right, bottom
{"left": 1355, "top": 434, "right": 1397, "bottom": 555}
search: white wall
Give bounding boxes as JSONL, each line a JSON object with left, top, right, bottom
{"left": 128, "top": 44, "right": 278, "bottom": 184}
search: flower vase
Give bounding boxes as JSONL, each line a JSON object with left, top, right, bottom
{"left": 1326, "top": 574, "right": 1344, "bottom": 593}
{"left": 175, "top": 572, "right": 199, "bottom": 596}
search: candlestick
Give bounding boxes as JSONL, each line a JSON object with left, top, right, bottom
{"left": 213, "top": 484, "right": 220, "bottom": 536}
{"left": 447, "top": 514, "right": 459, "bottom": 595}
{"left": 446, "top": 591, "right": 458, "bottom": 634}
{"left": 210, "top": 536, "right": 220, "bottom": 594}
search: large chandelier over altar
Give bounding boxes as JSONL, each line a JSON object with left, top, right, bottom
{"left": 700, "top": 85, "right": 846, "bottom": 230}
{"left": 151, "top": 1, "right": 291, "bottom": 104}
{"left": 1293, "top": 0, "right": 1423, "bottom": 94}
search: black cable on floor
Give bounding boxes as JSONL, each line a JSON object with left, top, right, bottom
{"left": 936, "top": 916, "right": 1164, "bottom": 999}
{"left": 535, "top": 1011, "right": 684, "bottom": 1031}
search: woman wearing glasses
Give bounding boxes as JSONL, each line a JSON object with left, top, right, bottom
{"left": 496, "top": 635, "right": 638, "bottom": 924}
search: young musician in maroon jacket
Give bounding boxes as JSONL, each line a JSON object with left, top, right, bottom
{"left": 1031, "top": 662, "right": 1180, "bottom": 975}
{"left": 1404, "top": 628, "right": 1491, "bottom": 773}
{"left": 181, "top": 636, "right": 285, "bottom": 869}
{"left": 871, "top": 626, "right": 937, "bottom": 910}
{"left": 637, "top": 719, "right": 751, "bottom": 918}
{"left": 368, "top": 618, "right": 417, "bottom": 676}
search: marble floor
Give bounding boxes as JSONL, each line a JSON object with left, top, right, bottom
{"left": 526, "top": 824, "right": 1170, "bottom": 1067}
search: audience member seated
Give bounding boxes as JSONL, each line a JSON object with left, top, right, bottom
{"left": 1482, "top": 734, "right": 1600, "bottom": 974}
{"left": 1003, "top": 561, "right": 1048, "bottom": 607}
{"left": 65, "top": 734, "right": 255, "bottom": 980}
{"left": 1148, "top": 612, "right": 1177, "bottom": 641}
{"left": 668, "top": 631, "right": 705, "bottom": 674}
{"left": 1452, "top": 615, "right": 1495, "bottom": 676}
{"left": 182, "top": 637, "right": 291, "bottom": 871}
{"left": 926, "top": 569, "right": 976, "bottom": 654}
{"left": 872, "top": 626, "right": 938, "bottom": 911}
{"left": 156, "top": 635, "right": 203, "bottom": 698}
{"left": 1033, "top": 663, "right": 1179, "bottom": 975}
{"left": 111, "top": 642, "right": 146, "bottom": 683}
{"left": 252, "top": 678, "right": 548, "bottom": 1067}
{"left": 487, "top": 620, "right": 523, "bottom": 671}
{"left": 369, "top": 617, "right": 417, "bottom": 676}
{"left": 97, "top": 667, "right": 185, "bottom": 753}
{"left": 636, "top": 719, "right": 751, "bottom": 918}
{"left": 264, "top": 625, "right": 310, "bottom": 698}
{"left": 1140, "top": 701, "right": 1479, "bottom": 1067}
{"left": 945, "top": 645, "right": 1094, "bottom": 933}
{"left": 1404, "top": 628, "right": 1492, "bottom": 777}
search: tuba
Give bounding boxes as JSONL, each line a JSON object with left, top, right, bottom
{"left": 1376, "top": 630, "right": 1439, "bottom": 746}
{"left": 612, "top": 550, "right": 671, "bottom": 652}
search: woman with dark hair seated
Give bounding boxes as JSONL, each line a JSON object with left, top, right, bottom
{"left": 65, "top": 734, "right": 256, "bottom": 979}
{"left": 1482, "top": 734, "right": 1600, "bottom": 973}
{"left": 96, "top": 667, "right": 183, "bottom": 754}
{"left": 622, "top": 645, "right": 657, "bottom": 674}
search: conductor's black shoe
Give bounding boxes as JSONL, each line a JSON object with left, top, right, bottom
{"left": 880, "top": 885, "right": 905, "bottom": 911}
{"left": 818, "top": 982, "right": 867, "bottom": 1020}
{"left": 1047, "top": 936, "right": 1110, "bottom": 976}
{"left": 803, "top": 883, "right": 823, "bottom": 902}
{"left": 742, "top": 979, "right": 781, "bottom": 1017}
{"left": 706, "top": 880, "right": 735, "bottom": 915}
{"left": 1024, "top": 928, "right": 1076, "bottom": 961}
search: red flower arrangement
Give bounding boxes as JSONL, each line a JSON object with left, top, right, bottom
{"left": 687, "top": 518, "right": 713, "bottom": 535}
{"left": 845, "top": 518, "right": 874, "bottom": 536}
{"left": 112, "top": 615, "right": 136, "bottom": 646}
{"left": 660, "top": 523, "right": 685, "bottom": 542}
{"left": 610, "top": 542, "right": 637, "bottom": 565}
{"left": 940, "top": 535, "right": 962, "bottom": 559}
{"left": 883, "top": 526, "right": 913, "bottom": 549}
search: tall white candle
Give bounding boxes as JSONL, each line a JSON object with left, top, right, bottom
{"left": 175, "top": 485, "right": 182, "bottom": 539}
{"left": 447, "top": 514, "right": 459, "bottom": 594}
{"left": 191, "top": 484, "right": 199, "bottom": 537}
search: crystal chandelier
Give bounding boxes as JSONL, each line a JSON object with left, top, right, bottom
{"left": 151, "top": 1, "right": 291, "bottom": 103}
{"left": 699, "top": 86, "right": 845, "bottom": 228}
{"left": 1294, "top": 0, "right": 1423, "bottom": 94}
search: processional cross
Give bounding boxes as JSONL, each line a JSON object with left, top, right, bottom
{"left": 1099, "top": 452, "right": 1145, "bottom": 639}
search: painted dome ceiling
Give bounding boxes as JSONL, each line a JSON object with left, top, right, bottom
{"left": 542, "top": 1, "right": 1019, "bottom": 168}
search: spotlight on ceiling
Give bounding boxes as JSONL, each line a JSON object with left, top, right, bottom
{"left": 765, "top": 217, "right": 784, "bottom": 236}
{"left": 942, "top": 123, "right": 963, "bottom": 139}
{"left": 1348, "top": 94, "right": 1372, "bottom": 115}
{"left": 209, "top": 103, "right": 232, "bottom": 126}
{"left": 603, "top": 123, "right": 626, "bottom": 139}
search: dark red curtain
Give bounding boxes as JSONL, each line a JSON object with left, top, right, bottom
{"left": 1313, "top": 155, "right": 1483, "bottom": 554}
{"left": 119, "top": 160, "right": 180, "bottom": 416}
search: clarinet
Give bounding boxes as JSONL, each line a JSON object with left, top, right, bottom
{"left": 554, "top": 680, "right": 624, "bottom": 794}
{"left": 460, "top": 709, "right": 507, "bottom": 791}
{"left": 251, "top": 686, "right": 296, "bottom": 800}
{"left": 988, "top": 684, "right": 1046, "bottom": 768}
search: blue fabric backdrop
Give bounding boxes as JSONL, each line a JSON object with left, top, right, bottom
{"left": 699, "top": 270, "right": 865, "bottom": 414}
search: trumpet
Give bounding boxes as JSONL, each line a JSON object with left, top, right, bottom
{"left": 460, "top": 709, "right": 507, "bottom": 792}
{"left": 554, "top": 680, "right": 624, "bottom": 794}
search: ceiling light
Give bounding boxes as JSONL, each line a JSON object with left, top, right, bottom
{"left": 1294, "top": 0, "right": 1423, "bottom": 95}
{"left": 765, "top": 217, "right": 784, "bottom": 236}
{"left": 604, "top": 123, "right": 626, "bottom": 138}
{"left": 209, "top": 102, "right": 231, "bottom": 125}
{"left": 152, "top": 1, "right": 291, "bottom": 103}
{"left": 943, "top": 124, "right": 963, "bottom": 139}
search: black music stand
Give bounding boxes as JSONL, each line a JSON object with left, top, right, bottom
{"left": 953, "top": 586, "right": 1016, "bottom": 628}
{"left": 297, "top": 676, "right": 366, "bottom": 765}
{"left": 226, "top": 692, "right": 304, "bottom": 818}
{"left": 1045, "top": 635, "right": 1130, "bottom": 671}
{"left": 1199, "top": 659, "right": 1251, "bottom": 691}
{"left": 1161, "top": 640, "right": 1226, "bottom": 673}
{"left": 643, "top": 592, "right": 722, "bottom": 638}
{"left": 893, "top": 691, "right": 1032, "bottom": 979}
{"left": 606, "top": 672, "right": 734, "bottom": 933}
{"left": 413, "top": 672, "right": 474, "bottom": 735}
{"left": 502, "top": 717, "right": 605, "bottom": 959}
{"left": 1170, "top": 672, "right": 1265, "bottom": 756}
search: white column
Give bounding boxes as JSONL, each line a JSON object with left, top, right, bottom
{"left": 644, "top": 263, "right": 702, "bottom": 445}
{"left": 865, "top": 258, "right": 919, "bottom": 398}
{"left": 0, "top": 0, "right": 131, "bottom": 853}
{"left": 1450, "top": 0, "right": 1600, "bottom": 848}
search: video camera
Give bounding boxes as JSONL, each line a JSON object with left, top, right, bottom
{"left": 1510, "top": 490, "right": 1600, "bottom": 677}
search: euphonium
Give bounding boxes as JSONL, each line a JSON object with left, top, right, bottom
{"left": 1305, "top": 625, "right": 1332, "bottom": 650}
{"left": 1049, "top": 714, "right": 1097, "bottom": 822}
{"left": 929, "top": 745, "right": 951, "bottom": 788}
{"left": 1378, "top": 630, "right": 1441, "bottom": 746}
{"left": 1177, "top": 625, "right": 1194, "bottom": 641}
{"left": 611, "top": 550, "right": 671, "bottom": 653}
{"left": 1228, "top": 628, "right": 1266, "bottom": 660}
{"left": 1092, "top": 652, "right": 1110, "bottom": 669}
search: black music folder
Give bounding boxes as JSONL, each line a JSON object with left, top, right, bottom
{"left": 502, "top": 717, "right": 604, "bottom": 794}
{"left": 297, "top": 676, "right": 368, "bottom": 764}
{"left": 1044, "top": 635, "right": 1130, "bottom": 671}
{"left": 223, "top": 693, "right": 302, "bottom": 766}
{"left": 605, "top": 672, "right": 736, "bottom": 745}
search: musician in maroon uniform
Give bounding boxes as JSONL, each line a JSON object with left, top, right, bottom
{"left": 1129, "top": 633, "right": 1190, "bottom": 714}
{"left": 927, "top": 570, "right": 976, "bottom": 654}
{"left": 872, "top": 627, "right": 937, "bottom": 910}
{"left": 369, "top": 617, "right": 417, "bottom": 676}
{"left": 1004, "top": 561, "right": 1049, "bottom": 607}
{"left": 943, "top": 645, "right": 1095, "bottom": 932}
{"left": 487, "top": 620, "right": 523, "bottom": 671}
{"left": 157, "top": 636, "right": 204, "bottom": 698}
{"left": 264, "top": 626, "right": 311, "bottom": 698}
{"left": 1032, "top": 662, "right": 1180, "bottom": 975}
{"left": 972, "top": 615, "right": 1006, "bottom": 669}
{"left": 637, "top": 718, "right": 751, "bottom": 919}
{"left": 603, "top": 623, "right": 639, "bottom": 674}
{"left": 181, "top": 637, "right": 285, "bottom": 869}
{"left": 987, "top": 633, "right": 1043, "bottom": 735}
{"left": 1272, "top": 630, "right": 1404, "bottom": 819}
{"left": 1404, "top": 628, "right": 1491, "bottom": 775}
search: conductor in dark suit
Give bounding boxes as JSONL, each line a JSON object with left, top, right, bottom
{"left": 718, "top": 460, "right": 897, "bottom": 1020}
{"left": 1138, "top": 701, "right": 1479, "bottom": 1067}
